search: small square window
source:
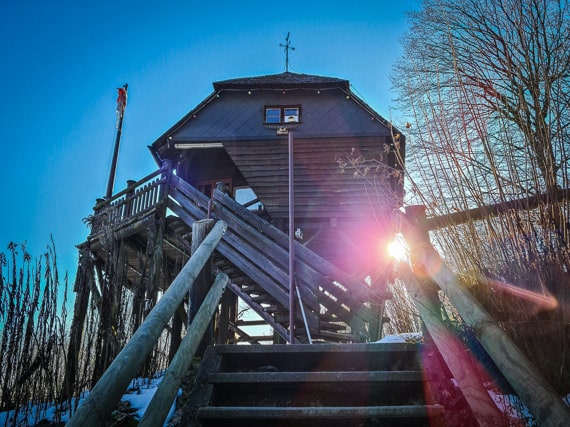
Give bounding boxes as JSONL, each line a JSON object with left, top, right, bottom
{"left": 283, "top": 107, "right": 299, "bottom": 122}
{"left": 264, "top": 105, "right": 301, "bottom": 124}
{"left": 265, "top": 108, "right": 281, "bottom": 123}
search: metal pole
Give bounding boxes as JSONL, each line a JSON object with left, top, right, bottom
{"left": 106, "top": 84, "right": 128, "bottom": 199}
{"left": 288, "top": 130, "right": 295, "bottom": 344}
{"left": 296, "top": 283, "right": 312, "bottom": 344}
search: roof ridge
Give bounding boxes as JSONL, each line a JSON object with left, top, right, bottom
{"left": 213, "top": 72, "right": 349, "bottom": 90}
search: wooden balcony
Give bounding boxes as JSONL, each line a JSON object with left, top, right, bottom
{"left": 88, "top": 165, "right": 170, "bottom": 242}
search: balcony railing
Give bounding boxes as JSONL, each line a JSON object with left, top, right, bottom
{"left": 89, "top": 161, "right": 172, "bottom": 236}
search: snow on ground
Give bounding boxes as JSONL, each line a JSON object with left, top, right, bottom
{"left": 376, "top": 332, "right": 423, "bottom": 343}
{"left": 0, "top": 374, "right": 176, "bottom": 427}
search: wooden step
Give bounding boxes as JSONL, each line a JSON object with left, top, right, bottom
{"left": 215, "top": 343, "right": 421, "bottom": 372}
{"left": 250, "top": 294, "right": 274, "bottom": 304}
{"left": 198, "top": 404, "right": 445, "bottom": 419}
{"left": 181, "top": 343, "right": 445, "bottom": 427}
{"left": 208, "top": 370, "right": 423, "bottom": 384}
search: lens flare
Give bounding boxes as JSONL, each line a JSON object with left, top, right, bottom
{"left": 387, "top": 237, "right": 408, "bottom": 261}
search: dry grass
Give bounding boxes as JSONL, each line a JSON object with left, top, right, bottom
{"left": 0, "top": 240, "right": 69, "bottom": 424}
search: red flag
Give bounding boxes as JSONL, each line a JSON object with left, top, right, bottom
{"left": 116, "top": 85, "right": 128, "bottom": 128}
{"left": 116, "top": 86, "right": 127, "bottom": 113}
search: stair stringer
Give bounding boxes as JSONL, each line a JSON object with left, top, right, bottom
{"left": 167, "top": 174, "right": 387, "bottom": 342}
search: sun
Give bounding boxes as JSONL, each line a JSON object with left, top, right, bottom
{"left": 387, "top": 235, "right": 408, "bottom": 261}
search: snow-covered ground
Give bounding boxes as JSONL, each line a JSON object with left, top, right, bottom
{"left": 0, "top": 375, "right": 177, "bottom": 427}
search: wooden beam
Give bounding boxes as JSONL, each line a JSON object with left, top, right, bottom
{"left": 227, "top": 282, "right": 299, "bottom": 344}
{"left": 423, "top": 188, "right": 570, "bottom": 230}
{"left": 61, "top": 249, "right": 93, "bottom": 400}
{"left": 139, "top": 272, "right": 229, "bottom": 427}
{"left": 188, "top": 219, "right": 214, "bottom": 355}
{"left": 67, "top": 220, "right": 228, "bottom": 427}
{"left": 401, "top": 219, "right": 570, "bottom": 426}
{"left": 399, "top": 264, "right": 506, "bottom": 426}
{"left": 211, "top": 188, "right": 378, "bottom": 321}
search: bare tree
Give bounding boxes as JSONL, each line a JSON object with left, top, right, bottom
{"left": 394, "top": 0, "right": 570, "bottom": 238}
{"left": 390, "top": 0, "right": 570, "bottom": 395}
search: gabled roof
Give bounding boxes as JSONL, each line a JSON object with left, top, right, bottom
{"left": 213, "top": 72, "right": 350, "bottom": 91}
{"left": 149, "top": 71, "right": 400, "bottom": 164}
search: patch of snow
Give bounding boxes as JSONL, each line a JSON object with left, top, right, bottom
{"left": 0, "top": 373, "right": 177, "bottom": 427}
{"left": 374, "top": 332, "right": 423, "bottom": 343}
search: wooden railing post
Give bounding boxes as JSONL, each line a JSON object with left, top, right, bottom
{"left": 124, "top": 179, "right": 137, "bottom": 218}
{"left": 159, "top": 159, "right": 173, "bottom": 204}
{"left": 400, "top": 212, "right": 570, "bottom": 426}
{"left": 138, "top": 272, "right": 229, "bottom": 427}
{"left": 67, "top": 220, "right": 228, "bottom": 427}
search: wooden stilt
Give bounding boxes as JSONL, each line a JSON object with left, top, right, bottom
{"left": 61, "top": 249, "right": 93, "bottom": 400}
{"left": 189, "top": 219, "right": 214, "bottom": 354}
{"left": 217, "top": 290, "right": 237, "bottom": 344}
{"left": 67, "top": 220, "right": 227, "bottom": 427}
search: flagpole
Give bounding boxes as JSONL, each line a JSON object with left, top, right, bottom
{"left": 106, "top": 84, "right": 128, "bottom": 199}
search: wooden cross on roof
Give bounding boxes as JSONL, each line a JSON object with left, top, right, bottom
{"left": 280, "top": 32, "right": 295, "bottom": 72}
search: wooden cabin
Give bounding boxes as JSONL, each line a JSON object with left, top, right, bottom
{"left": 149, "top": 71, "right": 405, "bottom": 276}
{"left": 64, "top": 71, "right": 406, "bottom": 398}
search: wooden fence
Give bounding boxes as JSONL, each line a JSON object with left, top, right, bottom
{"left": 400, "top": 209, "right": 570, "bottom": 426}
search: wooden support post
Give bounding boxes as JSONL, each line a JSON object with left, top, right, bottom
{"left": 217, "top": 290, "right": 237, "bottom": 344}
{"left": 124, "top": 179, "right": 137, "bottom": 218}
{"left": 145, "top": 221, "right": 164, "bottom": 316}
{"left": 169, "top": 308, "right": 183, "bottom": 363}
{"left": 61, "top": 249, "right": 93, "bottom": 401}
{"left": 139, "top": 272, "right": 229, "bottom": 427}
{"left": 189, "top": 219, "right": 214, "bottom": 354}
{"left": 158, "top": 159, "right": 173, "bottom": 204}
{"left": 401, "top": 212, "right": 570, "bottom": 426}
{"left": 67, "top": 220, "right": 227, "bottom": 427}
{"left": 400, "top": 264, "right": 506, "bottom": 426}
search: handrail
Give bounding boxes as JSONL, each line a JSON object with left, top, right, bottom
{"left": 168, "top": 175, "right": 379, "bottom": 332}
{"left": 93, "top": 169, "right": 163, "bottom": 211}
{"left": 398, "top": 264, "right": 506, "bottom": 425}
{"left": 67, "top": 219, "right": 228, "bottom": 427}
{"left": 400, "top": 214, "right": 570, "bottom": 426}
{"left": 89, "top": 161, "right": 173, "bottom": 235}
{"left": 421, "top": 188, "right": 570, "bottom": 231}
{"left": 139, "top": 272, "right": 229, "bottom": 427}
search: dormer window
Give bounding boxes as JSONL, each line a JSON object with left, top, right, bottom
{"left": 264, "top": 105, "right": 301, "bottom": 124}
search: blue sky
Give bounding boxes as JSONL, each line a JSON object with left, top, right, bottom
{"left": 0, "top": 0, "right": 417, "bottom": 280}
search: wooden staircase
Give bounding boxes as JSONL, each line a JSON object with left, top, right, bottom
{"left": 167, "top": 173, "right": 387, "bottom": 343}
{"left": 179, "top": 342, "right": 473, "bottom": 427}
{"left": 83, "top": 164, "right": 386, "bottom": 345}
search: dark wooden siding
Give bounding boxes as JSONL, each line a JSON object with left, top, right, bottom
{"left": 223, "top": 136, "right": 398, "bottom": 223}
